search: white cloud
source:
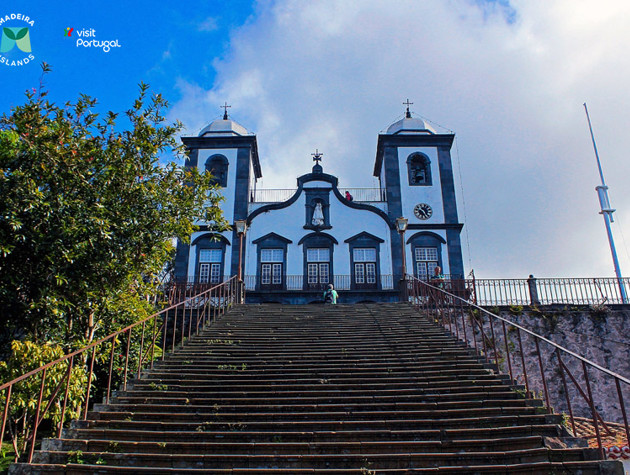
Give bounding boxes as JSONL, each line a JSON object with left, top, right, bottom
{"left": 198, "top": 16, "right": 219, "bottom": 32}
{"left": 170, "top": 0, "right": 630, "bottom": 278}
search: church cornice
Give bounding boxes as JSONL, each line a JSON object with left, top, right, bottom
{"left": 181, "top": 135, "right": 262, "bottom": 179}
{"left": 405, "top": 223, "right": 464, "bottom": 231}
{"left": 297, "top": 171, "right": 338, "bottom": 187}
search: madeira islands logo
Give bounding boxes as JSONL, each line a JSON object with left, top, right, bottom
{"left": 0, "top": 13, "right": 35, "bottom": 67}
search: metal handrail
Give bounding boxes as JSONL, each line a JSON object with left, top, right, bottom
{"left": 405, "top": 275, "right": 630, "bottom": 456}
{"left": 0, "top": 276, "right": 241, "bottom": 463}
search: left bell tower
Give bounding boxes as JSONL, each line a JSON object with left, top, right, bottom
{"left": 173, "top": 107, "right": 262, "bottom": 282}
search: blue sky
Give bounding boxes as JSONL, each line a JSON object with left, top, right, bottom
{"left": 1, "top": 1, "right": 255, "bottom": 114}
{"left": 3, "top": 1, "right": 630, "bottom": 279}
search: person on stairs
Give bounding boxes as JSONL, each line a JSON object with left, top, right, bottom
{"left": 323, "top": 283, "right": 338, "bottom": 304}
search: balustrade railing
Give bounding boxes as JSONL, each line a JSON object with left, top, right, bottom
{"left": 243, "top": 274, "right": 395, "bottom": 291}
{"left": 405, "top": 276, "right": 630, "bottom": 456}
{"left": 338, "top": 188, "right": 387, "bottom": 202}
{"left": 0, "top": 277, "right": 240, "bottom": 464}
{"left": 422, "top": 276, "right": 630, "bottom": 306}
{"left": 171, "top": 275, "right": 629, "bottom": 306}
{"left": 250, "top": 188, "right": 297, "bottom": 203}
{"left": 250, "top": 187, "right": 386, "bottom": 203}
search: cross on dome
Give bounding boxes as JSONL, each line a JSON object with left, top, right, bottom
{"left": 403, "top": 99, "right": 413, "bottom": 118}
{"left": 221, "top": 102, "right": 231, "bottom": 120}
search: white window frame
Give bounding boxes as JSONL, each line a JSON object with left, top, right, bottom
{"left": 199, "top": 263, "right": 221, "bottom": 284}
{"left": 414, "top": 247, "right": 439, "bottom": 280}
{"left": 306, "top": 247, "right": 331, "bottom": 284}
{"left": 261, "top": 248, "right": 283, "bottom": 263}
{"left": 353, "top": 248, "right": 377, "bottom": 262}
{"left": 307, "top": 248, "right": 330, "bottom": 262}
{"left": 199, "top": 248, "right": 222, "bottom": 263}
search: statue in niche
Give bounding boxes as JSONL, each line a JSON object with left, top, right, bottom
{"left": 312, "top": 202, "right": 325, "bottom": 226}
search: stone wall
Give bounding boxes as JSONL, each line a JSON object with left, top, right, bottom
{"left": 481, "top": 304, "right": 629, "bottom": 424}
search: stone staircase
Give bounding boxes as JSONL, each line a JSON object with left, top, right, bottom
{"left": 11, "top": 303, "right": 622, "bottom": 473}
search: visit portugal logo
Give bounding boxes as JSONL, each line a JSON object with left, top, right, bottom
{"left": 0, "top": 13, "right": 35, "bottom": 67}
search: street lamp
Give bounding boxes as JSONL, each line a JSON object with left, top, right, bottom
{"left": 395, "top": 217, "right": 408, "bottom": 278}
{"left": 234, "top": 220, "right": 247, "bottom": 281}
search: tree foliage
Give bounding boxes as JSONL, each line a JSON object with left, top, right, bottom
{"left": 0, "top": 341, "right": 87, "bottom": 458}
{"left": 0, "top": 65, "right": 227, "bottom": 347}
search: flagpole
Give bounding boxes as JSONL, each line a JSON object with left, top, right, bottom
{"left": 583, "top": 102, "right": 627, "bottom": 303}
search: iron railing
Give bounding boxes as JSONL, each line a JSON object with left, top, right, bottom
{"left": 405, "top": 276, "right": 630, "bottom": 456}
{"left": 243, "top": 274, "right": 395, "bottom": 291}
{"left": 250, "top": 189, "right": 297, "bottom": 203}
{"left": 250, "top": 188, "right": 386, "bottom": 203}
{"left": 471, "top": 276, "right": 630, "bottom": 306}
{"left": 0, "top": 277, "right": 240, "bottom": 464}
{"left": 173, "top": 275, "right": 630, "bottom": 306}
{"left": 419, "top": 276, "right": 630, "bottom": 306}
{"left": 337, "top": 188, "right": 387, "bottom": 202}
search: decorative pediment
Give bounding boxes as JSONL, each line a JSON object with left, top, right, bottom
{"left": 252, "top": 232, "right": 293, "bottom": 245}
{"left": 344, "top": 231, "right": 385, "bottom": 244}
{"left": 191, "top": 233, "right": 231, "bottom": 246}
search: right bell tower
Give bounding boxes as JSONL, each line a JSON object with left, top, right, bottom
{"left": 374, "top": 101, "right": 464, "bottom": 280}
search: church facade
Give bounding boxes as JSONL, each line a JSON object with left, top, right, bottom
{"left": 173, "top": 107, "right": 464, "bottom": 303}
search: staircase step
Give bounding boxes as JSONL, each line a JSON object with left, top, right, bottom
{"left": 14, "top": 302, "right": 619, "bottom": 473}
{"left": 31, "top": 447, "right": 600, "bottom": 469}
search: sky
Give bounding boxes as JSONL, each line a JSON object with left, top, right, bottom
{"left": 2, "top": 0, "right": 630, "bottom": 279}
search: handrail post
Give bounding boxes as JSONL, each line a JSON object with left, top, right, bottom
{"left": 501, "top": 320, "right": 514, "bottom": 383}
{"left": 615, "top": 377, "right": 630, "bottom": 448}
{"left": 84, "top": 346, "right": 97, "bottom": 419}
{"left": 489, "top": 317, "right": 498, "bottom": 368}
{"left": 58, "top": 356, "right": 74, "bottom": 438}
{"left": 1, "top": 385, "right": 12, "bottom": 448}
{"left": 582, "top": 360, "right": 604, "bottom": 457}
{"left": 557, "top": 350, "right": 577, "bottom": 436}
{"left": 123, "top": 329, "right": 132, "bottom": 391}
{"left": 137, "top": 321, "right": 146, "bottom": 378}
{"left": 516, "top": 328, "right": 530, "bottom": 396}
{"left": 106, "top": 337, "right": 117, "bottom": 404}
{"left": 28, "top": 367, "right": 47, "bottom": 463}
{"left": 535, "top": 339, "right": 551, "bottom": 413}
{"left": 150, "top": 315, "right": 158, "bottom": 368}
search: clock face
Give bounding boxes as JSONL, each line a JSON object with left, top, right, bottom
{"left": 414, "top": 203, "right": 432, "bottom": 220}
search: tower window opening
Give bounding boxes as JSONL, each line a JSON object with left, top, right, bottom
{"left": 407, "top": 153, "right": 432, "bottom": 186}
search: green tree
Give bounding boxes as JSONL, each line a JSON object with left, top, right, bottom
{"left": 0, "top": 64, "right": 227, "bottom": 347}
{"left": 0, "top": 341, "right": 87, "bottom": 458}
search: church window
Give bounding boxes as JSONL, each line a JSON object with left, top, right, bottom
{"left": 205, "top": 154, "right": 229, "bottom": 187}
{"left": 307, "top": 248, "right": 330, "bottom": 286}
{"left": 345, "top": 232, "right": 383, "bottom": 290}
{"left": 260, "top": 249, "right": 283, "bottom": 286}
{"left": 199, "top": 248, "right": 223, "bottom": 283}
{"left": 353, "top": 248, "right": 377, "bottom": 285}
{"left": 414, "top": 247, "right": 439, "bottom": 281}
{"left": 407, "top": 153, "right": 432, "bottom": 186}
{"left": 254, "top": 233, "right": 292, "bottom": 291}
